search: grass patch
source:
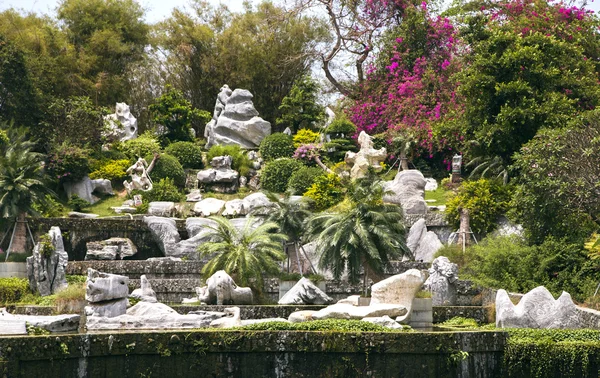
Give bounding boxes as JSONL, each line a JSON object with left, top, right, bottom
{"left": 424, "top": 187, "right": 450, "bottom": 206}
{"left": 84, "top": 192, "right": 129, "bottom": 217}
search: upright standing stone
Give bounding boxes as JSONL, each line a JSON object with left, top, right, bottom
{"left": 26, "top": 227, "right": 68, "bottom": 296}
{"left": 424, "top": 257, "right": 458, "bottom": 305}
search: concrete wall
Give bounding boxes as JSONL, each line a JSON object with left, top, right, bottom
{"left": 0, "top": 262, "right": 27, "bottom": 278}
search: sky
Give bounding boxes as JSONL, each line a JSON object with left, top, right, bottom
{"left": 0, "top": 0, "right": 254, "bottom": 23}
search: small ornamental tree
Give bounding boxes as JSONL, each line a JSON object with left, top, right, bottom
{"left": 276, "top": 75, "right": 324, "bottom": 132}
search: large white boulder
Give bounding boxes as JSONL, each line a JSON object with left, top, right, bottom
{"left": 370, "top": 269, "right": 426, "bottom": 321}
{"left": 278, "top": 278, "right": 334, "bottom": 305}
{"left": 85, "top": 298, "right": 129, "bottom": 318}
{"left": 222, "top": 199, "right": 247, "bottom": 217}
{"left": 103, "top": 102, "right": 138, "bottom": 142}
{"left": 406, "top": 218, "right": 442, "bottom": 262}
{"left": 196, "top": 271, "right": 253, "bottom": 305}
{"left": 85, "top": 237, "right": 137, "bottom": 261}
{"left": 383, "top": 170, "right": 427, "bottom": 214}
{"left": 63, "top": 176, "right": 113, "bottom": 204}
{"left": 143, "top": 216, "right": 181, "bottom": 255}
{"left": 194, "top": 198, "right": 226, "bottom": 217}
{"left": 148, "top": 201, "right": 176, "bottom": 217}
{"left": 310, "top": 303, "right": 407, "bottom": 320}
{"left": 0, "top": 309, "right": 79, "bottom": 333}
{"left": 85, "top": 268, "right": 129, "bottom": 303}
{"left": 129, "top": 275, "right": 157, "bottom": 303}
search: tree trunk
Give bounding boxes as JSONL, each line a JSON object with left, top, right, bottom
{"left": 399, "top": 151, "right": 409, "bottom": 171}
{"left": 9, "top": 213, "right": 29, "bottom": 256}
{"left": 458, "top": 208, "right": 470, "bottom": 251}
{"left": 314, "top": 156, "right": 333, "bottom": 174}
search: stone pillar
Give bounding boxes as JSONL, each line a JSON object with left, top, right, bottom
{"left": 458, "top": 208, "right": 470, "bottom": 250}
{"left": 451, "top": 154, "right": 462, "bottom": 184}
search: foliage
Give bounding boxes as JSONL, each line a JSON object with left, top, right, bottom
{"left": 288, "top": 166, "right": 326, "bottom": 195}
{"left": 440, "top": 317, "right": 478, "bottom": 328}
{"left": 276, "top": 75, "right": 324, "bottom": 132}
{"left": 149, "top": 86, "right": 203, "bottom": 145}
{"left": 144, "top": 153, "right": 186, "bottom": 188}
{"left": 306, "top": 173, "right": 410, "bottom": 284}
{"left": 584, "top": 233, "right": 600, "bottom": 263}
{"left": 0, "top": 130, "right": 7, "bottom": 145}
{"left": 0, "top": 127, "right": 53, "bottom": 219}
{"left": 447, "top": 235, "right": 597, "bottom": 302}
{"left": 89, "top": 159, "right": 130, "bottom": 181}
{"left": 116, "top": 132, "right": 161, "bottom": 161}
{"left": 445, "top": 179, "right": 512, "bottom": 235}
{"left": 261, "top": 158, "right": 304, "bottom": 193}
{"left": 143, "top": 178, "right": 184, "bottom": 203}
{"left": 53, "top": 281, "right": 86, "bottom": 309}
{"left": 505, "top": 328, "right": 600, "bottom": 378}
{"left": 198, "top": 216, "right": 287, "bottom": 289}
{"left": 304, "top": 173, "right": 345, "bottom": 211}
{"left": 67, "top": 195, "right": 90, "bottom": 213}
{"left": 32, "top": 194, "right": 68, "bottom": 218}
{"left": 45, "top": 142, "right": 90, "bottom": 183}
{"left": 237, "top": 319, "right": 407, "bottom": 333}
{"left": 511, "top": 112, "right": 600, "bottom": 243}
{"left": 259, "top": 133, "right": 295, "bottom": 161}
{"left": 206, "top": 145, "right": 251, "bottom": 177}
{"left": 292, "top": 128, "right": 321, "bottom": 148}
{"left": 165, "top": 141, "right": 203, "bottom": 169}
{"left": 0, "top": 278, "right": 29, "bottom": 304}
{"left": 325, "top": 117, "right": 357, "bottom": 136}
{"left": 292, "top": 143, "right": 322, "bottom": 166}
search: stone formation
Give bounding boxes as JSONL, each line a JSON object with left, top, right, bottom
{"left": 103, "top": 102, "right": 138, "bottom": 142}
{"left": 26, "top": 226, "right": 68, "bottom": 296}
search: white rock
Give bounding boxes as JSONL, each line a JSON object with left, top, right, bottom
{"left": 194, "top": 198, "right": 226, "bottom": 217}
{"left": 85, "top": 298, "right": 128, "bottom": 318}
{"left": 424, "top": 178, "right": 438, "bottom": 191}
{"left": 406, "top": 218, "right": 427, "bottom": 254}
{"left": 222, "top": 199, "right": 247, "bottom": 216}
{"left": 186, "top": 218, "right": 218, "bottom": 238}
{"left": 103, "top": 102, "right": 138, "bottom": 142}
{"left": 197, "top": 270, "right": 253, "bottom": 305}
{"left": 186, "top": 189, "right": 203, "bottom": 202}
{"left": 147, "top": 257, "right": 182, "bottom": 262}
{"left": 143, "top": 216, "right": 181, "bottom": 255}
{"left": 424, "top": 256, "right": 458, "bottom": 306}
{"left": 413, "top": 231, "right": 443, "bottom": 263}
{"left": 63, "top": 176, "right": 113, "bottom": 204}
{"left": 0, "top": 309, "right": 79, "bottom": 333}
{"left": 129, "top": 275, "right": 157, "bottom": 303}
{"left": 344, "top": 131, "right": 387, "bottom": 179}
{"left": 148, "top": 202, "right": 176, "bottom": 217}
{"left": 27, "top": 227, "right": 68, "bottom": 296}
{"left": 85, "top": 238, "right": 137, "bottom": 261}
{"left": 311, "top": 303, "right": 407, "bottom": 320}
{"left": 383, "top": 170, "right": 427, "bottom": 214}
{"left": 68, "top": 212, "right": 99, "bottom": 219}
{"left": 111, "top": 206, "right": 137, "bottom": 214}
{"left": 242, "top": 192, "right": 273, "bottom": 214}
{"left": 278, "top": 278, "right": 333, "bottom": 305}
{"left": 336, "top": 295, "right": 361, "bottom": 306}
{"left": 86, "top": 268, "right": 129, "bottom": 303}
{"left": 210, "top": 307, "right": 242, "bottom": 328}
{"left": 496, "top": 286, "right": 584, "bottom": 329}
{"left": 370, "top": 269, "right": 425, "bottom": 321}
{"left": 361, "top": 315, "right": 403, "bottom": 329}
{"left": 288, "top": 310, "right": 317, "bottom": 323}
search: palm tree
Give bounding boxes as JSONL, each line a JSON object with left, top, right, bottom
{"left": 198, "top": 216, "right": 287, "bottom": 289}
{"left": 252, "top": 192, "right": 314, "bottom": 275}
{"left": 306, "top": 172, "right": 410, "bottom": 295}
{"left": 0, "top": 127, "right": 53, "bottom": 259}
{"left": 466, "top": 155, "right": 509, "bottom": 184}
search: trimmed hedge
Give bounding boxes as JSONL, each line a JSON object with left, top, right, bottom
{"left": 261, "top": 158, "right": 303, "bottom": 193}
{"left": 0, "top": 278, "right": 29, "bottom": 304}
{"left": 165, "top": 141, "right": 203, "bottom": 169}
{"left": 145, "top": 153, "right": 186, "bottom": 187}
{"left": 288, "top": 166, "right": 326, "bottom": 195}
{"left": 259, "top": 133, "right": 295, "bottom": 161}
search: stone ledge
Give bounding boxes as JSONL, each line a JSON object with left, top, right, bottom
{"left": 67, "top": 261, "right": 203, "bottom": 278}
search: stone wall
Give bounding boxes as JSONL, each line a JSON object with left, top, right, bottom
{"left": 0, "top": 329, "right": 507, "bottom": 378}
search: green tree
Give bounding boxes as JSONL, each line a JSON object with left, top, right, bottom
{"left": 276, "top": 76, "right": 324, "bottom": 132}
{"left": 306, "top": 173, "right": 409, "bottom": 293}
{"left": 198, "top": 216, "right": 287, "bottom": 289}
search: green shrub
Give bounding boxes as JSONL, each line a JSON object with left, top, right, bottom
{"left": 293, "top": 128, "right": 320, "bottom": 148}
{"left": 259, "top": 133, "right": 295, "bottom": 161}
{"left": 304, "top": 173, "right": 345, "bottom": 211}
{"left": 0, "top": 129, "right": 8, "bottom": 145}
{"left": 288, "top": 166, "right": 326, "bottom": 195}
{"left": 68, "top": 195, "right": 90, "bottom": 212}
{"left": 445, "top": 179, "right": 512, "bottom": 235}
{"left": 32, "top": 194, "right": 67, "bottom": 217}
{"left": 325, "top": 117, "right": 357, "bottom": 135}
{"left": 46, "top": 142, "right": 90, "bottom": 183}
{"left": 207, "top": 145, "right": 251, "bottom": 177}
{"left": 237, "top": 319, "right": 408, "bottom": 332}
{"left": 89, "top": 159, "right": 130, "bottom": 181}
{"left": 117, "top": 132, "right": 161, "bottom": 160}
{"left": 144, "top": 153, "right": 186, "bottom": 187}
{"left": 0, "top": 278, "right": 29, "bottom": 304}
{"left": 261, "top": 158, "right": 303, "bottom": 193}
{"left": 143, "top": 178, "right": 184, "bottom": 202}
{"left": 165, "top": 141, "right": 203, "bottom": 169}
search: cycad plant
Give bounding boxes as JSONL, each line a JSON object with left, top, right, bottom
{"left": 198, "top": 216, "right": 287, "bottom": 289}
{"left": 306, "top": 171, "right": 410, "bottom": 295}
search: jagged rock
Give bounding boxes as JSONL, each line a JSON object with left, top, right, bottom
{"left": 196, "top": 270, "right": 253, "bottom": 305}
{"left": 424, "top": 256, "right": 458, "bottom": 306}
{"left": 85, "top": 298, "right": 128, "bottom": 318}
{"left": 309, "top": 303, "right": 408, "bottom": 320}
{"left": 63, "top": 176, "right": 113, "bottom": 204}
{"left": 194, "top": 198, "right": 226, "bottom": 217}
{"left": 197, "top": 156, "right": 239, "bottom": 193}
{"left": 283, "top": 127, "right": 292, "bottom": 135}
{"left": 186, "top": 189, "right": 203, "bottom": 202}
{"left": 85, "top": 238, "right": 137, "bottom": 261}
{"left": 130, "top": 275, "right": 157, "bottom": 303}
{"left": 86, "top": 302, "right": 225, "bottom": 330}
{"left": 288, "top": 310, "right": 317, "bottom": 323}
{"left": 222, "top": 199, "right": 247, "bottom": 217}
{"left": 406, "top": 219, "right": 427, "bottom": 253}
{"left": 414, "top": 231, "right": 443, "bottom": 263}
{"left": 68, "top": 212, "right": 99, "bottom": 219}
{"left": 383, "top": 170, "right": 428, "bottom": 214}
{"left": 496, "top": 286, "right": 585, "bottom": 329}
{"left": 362, "top": 315, "right": 403, "bottom": 329}
{"left": 148, "top": 202, "right": 176, "bottom": 217}
{"left": 242, "top": 192, "right": 273, "bottom": 214}
{"left": 205, "top": 87, "right": 271, "bottom": 148}
{"left": 370, "top": 269, "right": 426, "bottom": 321}
{"left": 143, "top": 216, "right": 181, "bottom": 255}
{"left": 278, "top": 278, "right": 334, "bottom": 305}
{"left": 111, "top": 206, "right": 136, "bottom": 214}
{"left": 186, "top": 218, "right": 218, "bottom": 238}
{"left": 86, "top": 268, "right": 129, "bottom": 303}
{"left": 324, "top": 107, "right": 336, "bottom": 129}
{"left": 0, "top": 309, "right": 79, "bottom": 333}
{"left": 103, "top": 102, "right": 138, "bottom": 142}
{"left": 424, "top": 178, "right": 438, "bottom": 191}
{"left": 493, "top": 216, "right": 524, "bottom": 237}
{"left": 344, "top": 131, "right": 387, "bottom": 179}
{"left": 27, "top": 227, "right": 68, "bottom": 296}
{"left": 210, "top": 307, "right": 242, "bottom": 328}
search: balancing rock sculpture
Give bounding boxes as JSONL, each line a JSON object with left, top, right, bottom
{"left": 123, "top": 153, "right": 159, "bottom": 194}
{"left": 196, "top": 270, "right": 253, "bottom": 305}
{"left": 85, "top": 268, "right": 130, "bottom": 318}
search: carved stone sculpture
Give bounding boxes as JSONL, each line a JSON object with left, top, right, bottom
{"left": 103, "top": 102, "right": 138, "bottom": 142}
{"left": 383, "top": 169, "right": 428, "bottom": 214}
{"left": 344, "top": 131, "right": 387, "bottom": 179}
{"left": 85, "top": 268, "right": 130, "bottom": 318}
{"left": 205, "top": 86, "right": 271, "bottom": 148}
{"left": 26, "top": 227, "right": 68, "bottom": 296}
{"left": 278, "top": 278, "right": 334, "bottom": 305}
{"left": 424, "top": 256, "right": 458, "bottom": 305}
{"left": 123, "top": 154, "right": 159, "bottom": 194}
{"left": 196, "top": 270, "right": 253, "bottom": 305}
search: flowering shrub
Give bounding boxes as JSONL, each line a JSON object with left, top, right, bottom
{"left": 293, "top": 143, "right": 322, "bottom": 165}
{"left": 46, "top": 143, "right": 90, "bottom": 183}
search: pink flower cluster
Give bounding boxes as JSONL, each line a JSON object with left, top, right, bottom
{"left": 293, "top": 144, "right": 322, "bottom": 162}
